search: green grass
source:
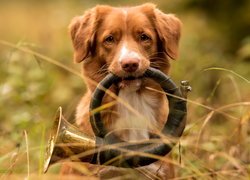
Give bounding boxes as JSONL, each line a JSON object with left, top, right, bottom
{"left": 0, "top": 1, "right": 249, "bottom": 179}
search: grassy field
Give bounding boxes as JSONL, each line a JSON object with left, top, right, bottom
{"left": 0, "top": 0, "right": 249, "bottom": 179}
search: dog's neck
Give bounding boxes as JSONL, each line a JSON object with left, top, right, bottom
{"left": 113, "top": 85, "right": 158, "bottom": 141}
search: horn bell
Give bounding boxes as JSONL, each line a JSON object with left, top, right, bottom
{"left": 43, "top": 107, "right": 96, "bottom": 173}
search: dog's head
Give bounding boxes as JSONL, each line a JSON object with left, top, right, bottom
{"left": 69, "top": 3, "right": 181, "bottom": 89}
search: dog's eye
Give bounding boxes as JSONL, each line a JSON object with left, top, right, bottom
{"left": 104, "top": 35, "right": 115, "bottom": 44}
{"left": 140, "top": 34, "right": 151, "bottom": 42}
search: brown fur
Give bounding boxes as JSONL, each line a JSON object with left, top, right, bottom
{"left": 62, "top": 3, "right": 182, "bottom": 179}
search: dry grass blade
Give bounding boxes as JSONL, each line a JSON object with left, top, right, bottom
{"left": 90, "top": 101, "right": 117, "bottom": 115}
{"left": 23, "top": 130, "right": 30, "bottom": 180}
{"left": 203, "top": 67, "right": 250, "bottom": 84}
{"left": 136, "top": 167, "right": 161, "bottom": 180}
{"left": 0, "top": 40, "right": 82, "bottom": 78}
{"left": 38, "top": 124, "right": 45, "bottom": 175}
{"left": 64, "top": 162, "right": 95, "bottom": 176}
{"left": 145, "top": 86, "right": 239, "bottom": 121}
{"left": 212, "top": 152, "right": 247, "bottom": 175}
{"left": 171, "top": 169, "right": 243, "bottom": 180}
{"left": 180, "top": 155, "right": 204, "bottom": 177}
{"left": 206, "top": 78, "right": 221, "bottom": 102}
{"left": 0, "top": 143, "right": 21, "bottom": 179}
{"left": 217, "top": 102, "right": 250, "bottom": 111}
{"left": 228, "top": 75, "right": 242, "bottom": 103}
{"left": 195, "top": 111, "right": 214, "bottom": 153}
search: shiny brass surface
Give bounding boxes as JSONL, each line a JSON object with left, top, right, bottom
{"left": 43, "top": 107, "right": 96, "bottom": 173}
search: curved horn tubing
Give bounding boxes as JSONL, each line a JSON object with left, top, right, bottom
{"left": 89, "top": 67, "right": 189, "bottom": 167}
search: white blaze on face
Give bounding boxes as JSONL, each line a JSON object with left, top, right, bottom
{"left": 118, "top": 44, "right": 141, "bottom": 63}
{"left": 122, "top": 9, "right": 127, "bottom": 20}
{"left": 119, "top": 44, "right": 129, "bottom": 63}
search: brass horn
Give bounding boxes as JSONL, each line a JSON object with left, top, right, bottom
{"left": 44, "top": 67, "right": 191, "bottom": 173}
{"left": 43, "top": 107, "right": 98, "bottom": 173}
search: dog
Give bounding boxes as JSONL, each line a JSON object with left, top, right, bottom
{"left": 62, "top": 3, "right": 182, "bottom": 179}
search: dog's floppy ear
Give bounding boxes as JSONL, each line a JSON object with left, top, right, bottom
{"left": 69, "top": 9, "right": 96, "bottom": 63}
{"left": 154, "top": 9, "right": 182, "bottom": 60}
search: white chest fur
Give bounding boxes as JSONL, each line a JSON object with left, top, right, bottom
{"left": 113, "top": 88, "right": 158, "bottom": 141}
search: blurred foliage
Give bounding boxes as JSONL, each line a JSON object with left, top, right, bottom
{"left": 0, "top": 0, "right": 249, "bottom": 179}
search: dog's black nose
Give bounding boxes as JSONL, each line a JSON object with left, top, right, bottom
{"left": 121, "top": 58, "right": 139, "bottom": 72}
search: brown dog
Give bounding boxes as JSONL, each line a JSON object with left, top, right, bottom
{"left": 62, "top": 3, "right": 182, "bottom": 179}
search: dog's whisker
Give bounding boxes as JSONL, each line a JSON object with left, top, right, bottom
{"left": 150, "top": 61, "right": 169, "bottom": 67}
{"left": 147, "top": 51, "right": 167, "bottom": 57}
{"left": 97, "top": 64, "right": 108, "bottom": 72}
{"left": 150, "top": 59, "right": 168, "bottom": 64}
{"left": 150, "top": 56, "right": 168, "bottom": 61}
{"left": 91, "top": 63, "right": 110, "bottom": 78}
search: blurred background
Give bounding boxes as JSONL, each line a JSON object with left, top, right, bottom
{"left": 0, "top": 0, "right": 249, "bottom": 179}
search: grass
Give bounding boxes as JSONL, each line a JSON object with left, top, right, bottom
{"left": 0, "top": 1, "right": 250, "bottom": 179}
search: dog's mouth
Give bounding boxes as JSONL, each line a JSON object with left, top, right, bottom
{"left": 118, "top": 76, "right": 143, "bottom": 91}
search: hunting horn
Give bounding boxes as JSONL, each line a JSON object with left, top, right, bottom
{"left": 44, "top": 67, "right": 191, "bottom": 173}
